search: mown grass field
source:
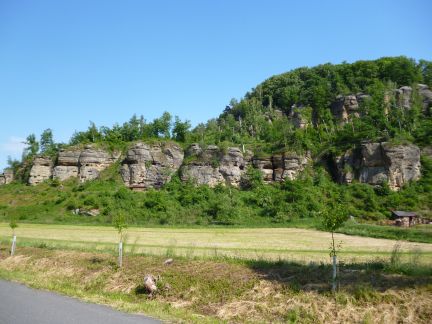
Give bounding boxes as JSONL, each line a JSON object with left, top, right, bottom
{"left": 1, "top": 223, "right": 431, "bottom": 263}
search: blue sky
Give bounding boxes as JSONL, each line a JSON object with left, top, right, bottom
{"left": 0, "top": 0, "right": 431, "bottom": 170}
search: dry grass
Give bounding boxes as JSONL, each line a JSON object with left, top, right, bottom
{"left": 1, "top": 223, "right": 431, "bottom": 263}
{"left": 0, "top": 246, "right": 431, "bottom": 323}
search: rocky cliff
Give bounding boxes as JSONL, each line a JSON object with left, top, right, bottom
{"left": 335, "top": 142, "right": 421, "bottom": 191}
{"left": 29, "top": 145, "right": 119, "bottom": 185}
{"left": 180, "top": 144, "right": 310, "bottom": 187}
{"left": 252, "top": 153, "right": 310, "bottom": 183}
{"left": 180, "top": 145, "right": 247, "bottom": 187}
{"left": 325, "top": 84, "right": 432, "bottom": 125}
{"left": 24, "top": 139, "right": 423, "bottom": 191}
{"left": 331, "top": 94, "right": 367, "bottom": 124}
{"left": 121, "top": 142, "right": 184, "bottom": 190}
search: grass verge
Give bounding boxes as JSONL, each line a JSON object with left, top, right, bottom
{"left": 0, "top": 244, "right": 431, "bottom": 323}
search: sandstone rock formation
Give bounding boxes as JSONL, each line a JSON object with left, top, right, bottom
{"left": 180, "top": 145, "right": 245, "bottom": 187}
{"left": 181, "top": 144, "right": 309, "bottom": 186}
{"left": 253, "top": 153, "right": 310, "bottom": 183}
{"left": 331, "top": 95, "right": 360, "bottom": 124}
{"left": 29, "top": 146, "right": 119, "bottom": 185}
{"left": 288, "top": 105, "right": 310, "bottom": 129}
{"left": 418, "top": 84, "right": 432, "bottom": 114}
{"left": 395, "top": 86, "right": 413, "bottom": 109}
{"left": 0, "top": 169, "right": 13, "bottom": 185}
{"left": 121, "top": 142, "right": 184, "bottom": 190}
{"left": 335, "top": 142, "right": 421, "bottom": 190}
{"left": 79, "top": 146, "right": 119, "bottom": 182}
{"left": 52, "top": 149, "right": 81, "bottom": 181}
{"left": 29, "top": 157, "right": 53, "bottom": 185}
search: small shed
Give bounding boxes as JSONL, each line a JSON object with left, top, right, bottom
{"left": 391, "top": 211, "right": 418, "bottom": 227}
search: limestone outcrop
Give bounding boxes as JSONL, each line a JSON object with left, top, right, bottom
{"left": 0, "top": 169, "right": 14, "bottom": 185}
{"left": 29, "top": 157, "right": 53, "bottom": 185}
{"left": 335, "top": 142, "right": 421, "bottom": 190}
{"left": 121, "top": 142, "right": 184, "bottom": 190}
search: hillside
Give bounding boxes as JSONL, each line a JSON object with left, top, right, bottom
{"left": 1, "top": 56, "right": 432, "bottom": 230}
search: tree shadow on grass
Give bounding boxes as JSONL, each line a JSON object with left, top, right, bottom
{"left": 245, "top": 258, "right": 432, "bottom": 294}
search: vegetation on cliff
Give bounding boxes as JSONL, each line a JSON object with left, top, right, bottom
{"left": 2, "top": 56, "right": 432, "bottom": 229}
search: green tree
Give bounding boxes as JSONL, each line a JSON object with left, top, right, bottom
{"left": 112, "top": 211, "right": 128, "bottom": 267}
{"left": 40, "top": 128, "right": 56, "bottom": 155}
{"left": 172, "top": 116, "right": 191, "bottom": 142}
{"left": 322, "top": 202, "right": 348, "bottom": 292}
{"left": 152, "top": 112, "right": 172, "bottom": 138}
{"left": 23, "top": 134, "right": 39, "bottom": 158}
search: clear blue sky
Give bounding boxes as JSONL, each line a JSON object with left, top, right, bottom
{"left": 0, "top": 0, "right": 431, "bottom": 170}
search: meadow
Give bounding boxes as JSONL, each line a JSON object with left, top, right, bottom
{"left": 1, "top": 223, "right": 431, "bottom": 263}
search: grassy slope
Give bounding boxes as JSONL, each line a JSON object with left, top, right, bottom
{"left": 0, "top": 246, "right": 431, "bottom": 323}
{"left": 1, "top": 177, "right": 431, "bottom": 244}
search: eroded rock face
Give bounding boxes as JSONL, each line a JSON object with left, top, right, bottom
{"left": 395, "top": 86, "right": 413, "bottom": 109}
{"left": 79, "top": 146, "right": 118, "bottom": 182}
{"left": 418, "top": 84, "right": 432, "bottom": 114}
{"left": 253, "top": 153, "right": 310, "bottom": 183}
{"left": 288, "top": 105, "right": 310, "bottom": 129}
{"left": 181, "top": 144, "right": 309, "bottom": 187}
{"left": 0, "top": 169, "right": 14, "bottom": 185}
{"left": 53, "top": 150, "right": 81, "bottom": 181}
{"left": 331, "top": 95, "right": 361, "bottom": 124}
{"left": 335, "top": 143, "right": 421, "bottom": 190}
{"left": 121, "top": 142, "right": 184, "bottom": 190}
{"left": 181, "top": 145, "right": 245, "bottom": 187}
{"left": 29, "top": 146, "right": 119, "bottom": 185}
{"left": 29, "top": 157, "right": 53, "bottom": 185}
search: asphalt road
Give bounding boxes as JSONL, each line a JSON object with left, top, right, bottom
{"left": 0, "top": 280, "right": 161, "bottom": 324}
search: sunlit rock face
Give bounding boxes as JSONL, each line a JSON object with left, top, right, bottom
{"left": 52, "top": 150, "right": 81, "bottom": 181}
{"left": 180, "top": 145, "right": 245, "bottom": 187}
{"left": 335, "top": 143, "right": 421, "bottom": 191}
{"left": 253, "top": 153, "right": 310, "bottom": 183}
{"left": 29, "top": 157, "right": 53, "bottom": 185}
{"left": 78, "top": 146, "right": 119, "bottom": 183}
{"left": 0, "top": 169, "right": 14, "bottom": 185}
{"left": 180, "top": 143, "right": 309, "bottom": 187}
{"left": 29, "top": 145, "right": 119, "bottom": 185}
{"left": 121, "top": 142, "right": 184, "bottom": 190}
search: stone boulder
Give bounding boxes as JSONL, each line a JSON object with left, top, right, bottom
{"left": 121, "top": 142, "right": 184, "bottom": 190}
{"left": 29, "top": 157, "right": 53, "bottom": 185}
{"left": 335, "top": 142, "right": 421, "bottom": 190}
